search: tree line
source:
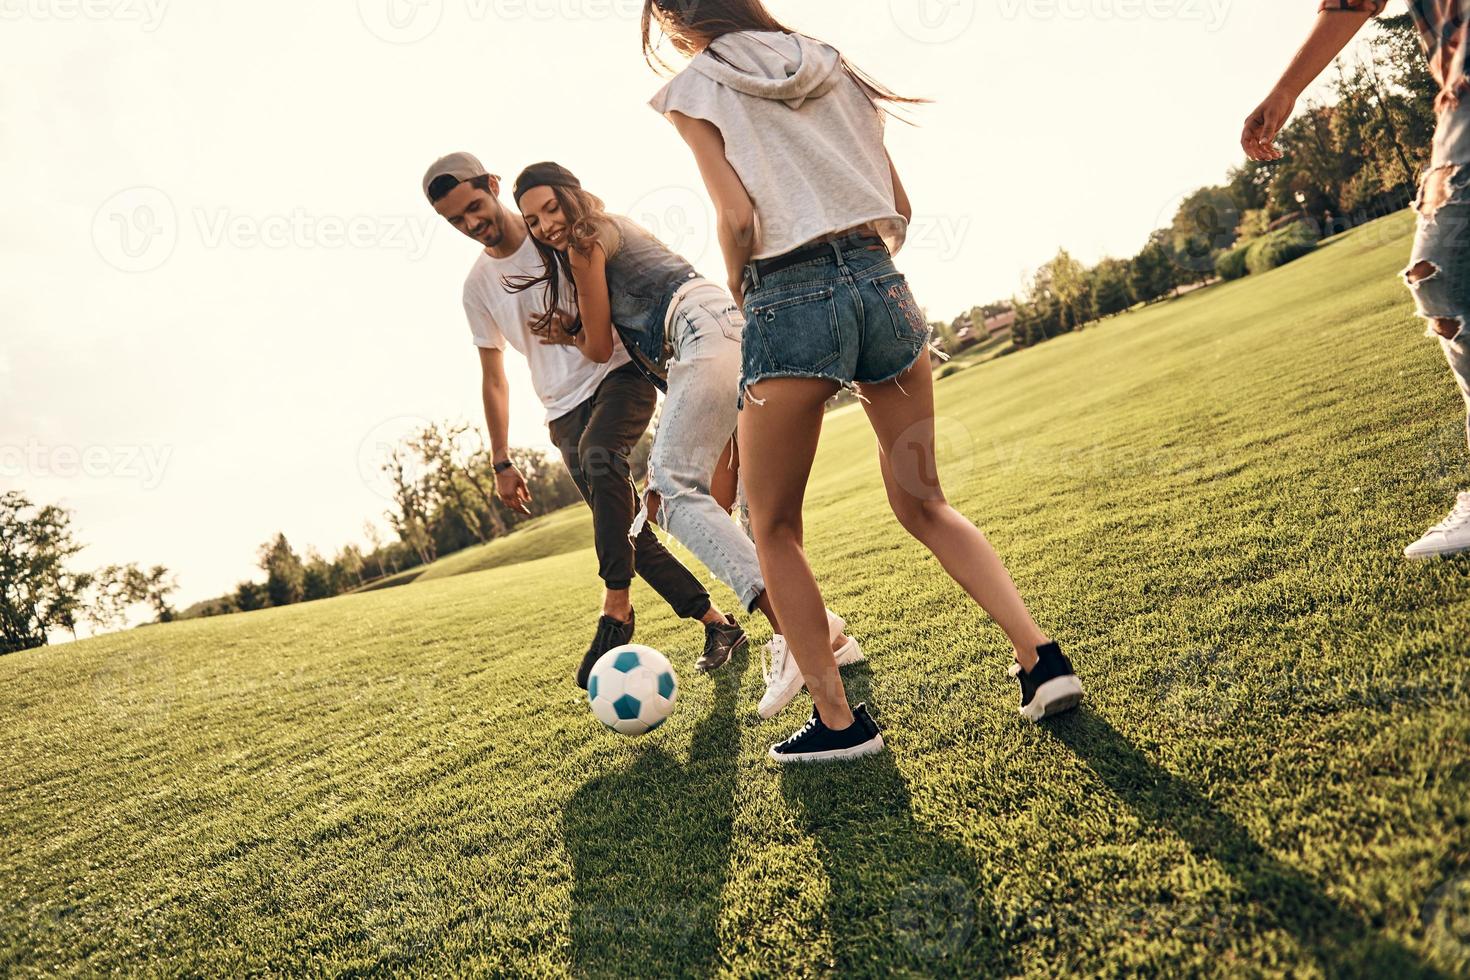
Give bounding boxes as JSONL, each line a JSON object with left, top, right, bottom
{"left": 941, "top": 15, "right": 1432, "bottom": 352}
{"left": 1, "top": 420, "right": 609, "bottom": 652}
{"left": 0, "top": 491, "right": 179, "bottom": 655}
{"left": 183, "top": 421, "right": 596, "bottom": 619}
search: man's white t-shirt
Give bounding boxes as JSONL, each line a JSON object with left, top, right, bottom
{"left": 462, "top": 233, "right": 631, "bottom": 424}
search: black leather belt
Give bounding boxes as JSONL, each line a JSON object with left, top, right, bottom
{"left": 748, "top": 233, "right": 887, "bottom": 279}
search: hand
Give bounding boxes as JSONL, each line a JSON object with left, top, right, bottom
{"left": 495, "top": 465, "right": 533, "bottom": 516}
{"left": 728, "top": 277, "right": 745, "bottom": 310}
{"left": 535, "top": 310, "right": 580, "bottom": 347}
{"left": 1242, "top": 87, "right": 1295, "bottom": 162}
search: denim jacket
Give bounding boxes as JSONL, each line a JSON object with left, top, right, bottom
{"left": 599, "top": 215, "right": 700, "bottom": 389}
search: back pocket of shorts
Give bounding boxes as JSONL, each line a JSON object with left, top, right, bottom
{"left": 748, "top": 287, "right": 841, "bottom": 374}
{"left": 871, "top": 272, "right": 928, "bottom": 347}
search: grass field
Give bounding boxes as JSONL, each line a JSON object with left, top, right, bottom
{"left": 4, "top": 212, "right": 1470, "bottom": 977}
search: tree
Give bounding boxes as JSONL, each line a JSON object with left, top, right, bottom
{"left": 1091, "top": 258, "right": 1133, "bottom": 318}
{"left": 90, "top": 563, "right": 179, "bottom": 628}
{"left": 235, "top": 581, "right": 268, "bottom": 612}
{"left": 0, "top": 492, "right": 89, "bottom": 654}
{"left": 1050, "top": 248, "right": 1096, "bottom": 330}
{"left": 258, "top": 533, "right": 306, "bottom": 607}
{"left": 335, "top": 544, "right": 366, "bottom": 590}
{"left": 301, "top": 548, "right": 334, "bottom": 602}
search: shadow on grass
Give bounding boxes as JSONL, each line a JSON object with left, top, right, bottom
{"left": 563, "top": 649, "right": 745, "bottom": 979}
{"left": 778, "top": 669, "right": 1016, "bottom": 976}
{"left": 1049, "top": 709, "right": 1445, "bottom": 978}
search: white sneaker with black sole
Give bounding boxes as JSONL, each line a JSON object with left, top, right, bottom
{"left": 1404, "top": 492, "right": 1470, "bottom": 560}
{"left": 1010, "top": 642, "right": 1084, "bottom": 722}
{"left": 758, "top": 609, "right": 862, "bottom": 719}
{"left": 769, "top": 703, "right": 885, "bottom": 763}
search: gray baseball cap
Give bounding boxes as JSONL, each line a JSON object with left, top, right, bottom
{"left": 422, "top": 151, "right": 488, "bottom": 203}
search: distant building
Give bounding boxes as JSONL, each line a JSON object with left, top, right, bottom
{"left": 984, "top": 311, "right": 1016, "bottom": 336}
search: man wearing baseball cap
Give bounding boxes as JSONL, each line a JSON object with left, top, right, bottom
{"left": 422, "top": 153, "right": 748, "bottom": 687}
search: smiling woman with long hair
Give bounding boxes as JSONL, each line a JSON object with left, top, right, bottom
{"left": 642, "top": 0, "right": 1084, "bottom": 762}
{"left": 507, "top": 161, "right": 863, "bottom": 685}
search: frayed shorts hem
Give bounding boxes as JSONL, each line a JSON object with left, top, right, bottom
{"left": 738, "top": 369, "right": 849, "bottom": 410}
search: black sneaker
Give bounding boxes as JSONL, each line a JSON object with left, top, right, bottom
{"left": 1010, "top": 642, "right": 1083, "bottom": 722}
{"left": 576, "top": 611, "right": 635, "bottom": 690}
{"left": 697, "top": 614, "right": 748, "bottom": 673}
{"left": 768, "top": 703, "right": 885, "bottom": 763}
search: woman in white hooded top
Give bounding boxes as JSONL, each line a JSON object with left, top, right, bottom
{"left": 644, "top": 0, "right": 1084, "bottom": 762}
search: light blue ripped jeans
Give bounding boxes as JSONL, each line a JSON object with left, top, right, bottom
{"left": 1405, "top": 100, "right": 1470, "bottom": 451}
{"left": 629, "top": 281, "right": 766, "bottom": 613}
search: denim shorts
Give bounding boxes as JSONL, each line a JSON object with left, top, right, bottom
{"left": 737, "top": 237, "right": 930, "bottom": 407}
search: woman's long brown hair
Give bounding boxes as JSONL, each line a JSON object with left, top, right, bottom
{"left": 641, "top": 0, "right": 927, "bottom": 113}
{"left": 503, "top": 185, "right": 609, "bottom": 338}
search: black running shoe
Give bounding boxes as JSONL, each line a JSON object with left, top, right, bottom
{"left": 768, "top": 703, "right": 885, "bottom": 763}
{"left": 576, "top": 611, "right": 635, "bottom": 690}
{"left": 697, "top": 614, "right": 748, "bottom": 673}
{"left": 1011, "top": 642, "right": 1083, "bottom": 722}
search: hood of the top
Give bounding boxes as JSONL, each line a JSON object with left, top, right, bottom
{"left": 690, "top": 31, "right": 843, "bottom": 109}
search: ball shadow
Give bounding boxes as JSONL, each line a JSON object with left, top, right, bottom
{"left": 563, "top": 648, "right": 745, "bottom": 979}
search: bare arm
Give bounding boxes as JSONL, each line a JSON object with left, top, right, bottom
{"left": 668, "top": 110, "right": 757, "bottom": 305}
{"left": 887, "top": 149, "right": 913, "bottom": 223}
{"left": 478, "top": 346, "right": 532, "bottom": 515}
{"left": 1242, "top": 7, "right": 1378, "bottom": 161}
{"left": 566, "top": 244, "right": 617, "bottom": 364}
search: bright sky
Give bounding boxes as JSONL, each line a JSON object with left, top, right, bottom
{"left": 1, "top": 0, "right": 1378, "bottom": 613}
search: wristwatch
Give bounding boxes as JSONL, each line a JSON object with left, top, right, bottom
{"left": 564, "top": 314, "right": 584, "bottom": 337}
{"left": 494, "top": 459, "right": 516, "bottom": 475}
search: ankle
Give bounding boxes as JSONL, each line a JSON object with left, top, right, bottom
{"left": 700, "top": 607, "right": 728, "bottom": 627}
{"left": 602, "top": 596, "right": 633, "bottom": 622}
{"left": 1014, "top": 638, "right": 1051, "bottom": 673}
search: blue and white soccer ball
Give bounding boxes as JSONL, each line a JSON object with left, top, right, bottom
{"left": 587, "top": 644, "right": 679, "bottom": 736}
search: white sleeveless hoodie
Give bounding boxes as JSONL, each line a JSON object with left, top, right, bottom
{"left": 649, "top": 31, "right": 908, "bottom": 261}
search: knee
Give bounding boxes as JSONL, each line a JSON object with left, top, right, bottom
{"left": 1405, "top": 259, "right": 1467, "bottom": 339}
{"left": 890, "top": 492, "right": 950, "bottom": 534}
{"left": 642, "top": 487, "right": 664, "bottom": 526}
{"left": 750, "top": 510, "right": 802, "bottom": 548}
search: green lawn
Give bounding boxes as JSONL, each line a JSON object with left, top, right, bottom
{"left": 3, "top": 212, "right": 1469, "bottom": 977}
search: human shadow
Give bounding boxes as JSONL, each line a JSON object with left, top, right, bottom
{"left": 564, "top": 648, "right": 745, "bottom": 979}
{"left": 778, "top": 670, "right": 1017, "bottom": 977}
{"left": 1048, "top": 709, "right": 1445, "bottom": 977}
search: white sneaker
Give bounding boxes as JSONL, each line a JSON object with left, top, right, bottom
{"left": 1404, "top": 492, "right": 1470, "bottom": 559}
{"left": 758, "top": 610, "right": 864, "bottom": 720}
{"left": 758, "top": 635, "right": 803, "bottom": 719}
{"left": 826, "top": 610, "right": 865, "bottom": 667}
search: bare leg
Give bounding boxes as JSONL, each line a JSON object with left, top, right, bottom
{"left": 712, "top": 435, "right": 739, "bottom": 514}
{"left": 739, "top": 377, "right": 854, "bottom": 729}
{"left": 858, "top": 351, "right": 1052, "bottom": 670}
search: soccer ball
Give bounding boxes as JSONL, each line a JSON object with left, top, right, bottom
{"left": 587, "top": 644, "right": 678, "bottom": 736}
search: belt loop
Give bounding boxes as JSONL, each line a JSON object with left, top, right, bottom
{"left": 829, "top": 240, "right": 847, "bottom": 270}
{"left": 747, "top": 261, "right": 762, "bottom": 291}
